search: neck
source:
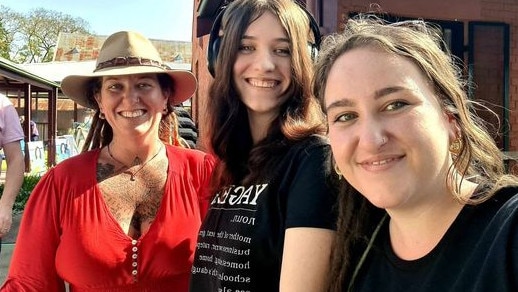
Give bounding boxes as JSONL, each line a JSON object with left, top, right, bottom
{"left": 247, "top": 112, "right": 277, "bottom": 144}
{"left": 387, "top": 180, "right": 477, "bottom": 260}
{"left": 109, "top": 137, "right": 163, "bottom": 166}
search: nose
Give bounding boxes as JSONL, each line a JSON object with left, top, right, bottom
{"left": 253, "top": 50, "right": 275, "bottom": 72}
{"left": 122, "top": 86, "right": 140, "bottom": 104}
{"left": 357, "top": 117, "right": 388, "bottom": 151}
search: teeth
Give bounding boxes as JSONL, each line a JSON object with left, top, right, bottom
{"left": 248, "top": 79, "right": 277, "bottom": 88}
{"left": 371, "top": 158, "right": 392, "bottom": 165}
{"left": 120, "top": 110, "right": 145, "bottom": 118}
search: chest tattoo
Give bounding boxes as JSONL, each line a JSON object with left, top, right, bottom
{"left": 97, "top": 156, "right": 168, "bottom": 239}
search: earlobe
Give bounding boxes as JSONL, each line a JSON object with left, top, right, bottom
{"left": 444, "top": 112, "right": 459, "bottom": 140}
{"left": 94, "top": 93, "right": 102, "bottom": 104}
{"left": 163, "top": 90, "right": 172, "bottom": 102}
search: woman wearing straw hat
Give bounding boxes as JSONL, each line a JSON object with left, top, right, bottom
{"left": 1, "top": 31, "right": 214, "bottom": 291}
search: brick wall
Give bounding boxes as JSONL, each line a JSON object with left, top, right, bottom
{"left": 336, "top": 0, "right": 518, "bottom": 151}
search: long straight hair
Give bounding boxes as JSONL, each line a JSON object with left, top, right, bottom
{"left": 207, "top": 0, "right": 326, "bottom": 191}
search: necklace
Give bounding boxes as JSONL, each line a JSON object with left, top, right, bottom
{"left": 107, "top": 143, "right": 164, "bottom": 181}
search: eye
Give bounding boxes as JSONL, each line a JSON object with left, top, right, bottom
{"left": 274, "top": 47, "right": 290, "bottom": 56}
{"left": 238, "top": 44, "right": 255, "bottom": 53}
{"left": 137, "top": 82, "right": 152, "bottom": 89}
{"left": 385, "top": 100, "right": 408, "bottom": 111}
{"left": 332, "top": 112, "right": 357, "bottom": 123}
{"left": 106, "top": 83, "right": 123, "bottom": 91}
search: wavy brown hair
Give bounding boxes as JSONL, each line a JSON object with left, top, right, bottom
{"left": 312, "top": 15, "right": 518, "bottom": 292}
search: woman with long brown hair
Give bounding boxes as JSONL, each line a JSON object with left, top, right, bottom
{"left": 190, "top": 0, "right": 338, "bottom": 291}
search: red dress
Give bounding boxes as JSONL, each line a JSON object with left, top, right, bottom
{"left": 1, "top": 145, "right": 214, "bottom": 292}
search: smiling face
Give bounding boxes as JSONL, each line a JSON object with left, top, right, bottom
{"left": 232, "top": 11, "right": 292, "bottom": 122}
{"left": 95, "top": 73, "right": 168, "bottom": 140}
{"left": 324, "top": 47, "right": 457, "bottom": 211}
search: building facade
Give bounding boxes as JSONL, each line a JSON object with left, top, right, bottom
{"left": 191, "top": 0, "right": 518, "bottom": 155}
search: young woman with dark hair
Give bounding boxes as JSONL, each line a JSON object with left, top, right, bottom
{"left": 190, "top": 0, "right": 338, "bottom": 291}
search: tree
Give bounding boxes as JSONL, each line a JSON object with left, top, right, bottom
{"left": 0, "top": 5, "right": 18, "bottom": 60}
{"left": 0, "top": 6, "right": 91, "bottom": 63}
{"left": 0, "top": 21, "right": 9, "bottom": 59}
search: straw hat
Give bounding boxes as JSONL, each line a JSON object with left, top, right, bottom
{"left": 61, "top": 31, "right": 197, "bottom": 109}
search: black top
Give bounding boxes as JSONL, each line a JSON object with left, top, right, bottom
{"left": 190, "top": 135, "right": 337, "bottom": 291}
{"left": 351, "top": 187, "right": 518, "bottom": 292}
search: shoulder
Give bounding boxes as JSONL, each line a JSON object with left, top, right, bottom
{"left": 0, "top": 94, "right": 13, "bottom": 107}
{"left": 288, "top": 134, "right": 331, "bottom": 158}
{"left": 470, "top": 186, "right": 518, "bottom": 229}
{"left": 57, "top": 149, "right": 97, "bottom": 166}
{"left": 276, "top": 135, "right": 334, "bottom": 181}
{"left": 1, "top": 101, "right": 19, "bottom": 121}
{"left": 486, "top": 186, "right": 518, "bottom": 210}
{"left": 495, "top": 186, "right": 518, "bottom": 215}
{"left": 33, "top": 150, "right": 98, "bottom": 189}
{"left": 51, "top": 150, "right": 98, "bottom": 178}
{"left": 166, "top": 145, "right": 215, "bottom": 168}
{"left": 299, "top": 134, "right": 329, "bottom": 147}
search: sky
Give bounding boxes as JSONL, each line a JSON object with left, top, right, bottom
{"left": 1, "top": 0, "right": 195, "bottom": 41}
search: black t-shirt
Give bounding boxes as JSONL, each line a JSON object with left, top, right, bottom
{"left": 189, "top": 135, "right": 337, "bottom": 292}
{"left": 351, "top": 187, "right": 518, "bottom": 292}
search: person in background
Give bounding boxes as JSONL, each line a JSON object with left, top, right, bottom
{"left": 0, "top": 93, "right": 24, "bottom": 255}
{"left": 19, "top": 115, "right": 39, "bottom": 141}
{"left": 190, "top": 0, "right": 338, "bottom": 291}
{"left": 29, "top": 120, "right": 39, "bottom": 141}
{"left": 313, "top": 15, "right": 518, "bottom": 292}
{"left": 2, "top": 31, "right": 214, "bottom": 291}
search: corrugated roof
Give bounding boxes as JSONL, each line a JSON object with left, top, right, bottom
{"left": 0, "top": 57, "right": 60, "bottom": 89}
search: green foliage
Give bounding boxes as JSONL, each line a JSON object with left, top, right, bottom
{"left": 0, "top": 5, "right": 91, "bottom": 63}
{"left": 0, "top": 21, "right": 9, "bottom": 59}
{"left": 0, "top": 174, "right": 41, "bottom": 213}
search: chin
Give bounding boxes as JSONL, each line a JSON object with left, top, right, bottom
{"left": 358, "top": 188, "right": 396, "bottom": 209}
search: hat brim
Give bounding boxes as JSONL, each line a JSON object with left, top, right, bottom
{"left": 61, "top": 66, "right": 197, "bottom": 109}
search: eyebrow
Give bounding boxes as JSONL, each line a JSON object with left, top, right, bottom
{"left": 104, "top": 74, "right": 155, "bottom": 82}
{"left": 325, "top": 86, "right": 407, "bottom": 112}
{"left": 241, "top": 35, "right": 290, "bottom": 44}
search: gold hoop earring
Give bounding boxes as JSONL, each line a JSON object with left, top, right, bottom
{"left": 99, "top": 112, "right": 105, "bottom": 119}
{"left": 334, "top": 163, "right": 342, "bottom": 178}
{"left": 449, "top": 137, "right": 462, "bottom": 155}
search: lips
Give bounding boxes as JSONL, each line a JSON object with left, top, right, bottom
{"left": 360, "top": 155, "right": 404, "bottom": 166}
{"left": 247, "top": 78, "right": 279, "bottom": 88}
{"left": 119, "top": 109, "right": 145, "bottom": 118}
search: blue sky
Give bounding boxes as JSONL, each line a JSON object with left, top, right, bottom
{"left": 1, "top": 0, "right": 195, "bottom": 41}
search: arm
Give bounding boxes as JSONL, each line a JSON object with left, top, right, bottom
{"left": 198, "top": 153, "right": 216, "bottom": 218}
{"left": 280, "top": 140, "right": 338, "bottom": 291}
{"left": 0, "top": 141, "right": 24, "bottom": 237}
{"left": 280, "top": 227, "right": 335, "bottom": 292}
{"left": 1, "top": 169, "right": 66, "bottom": 291}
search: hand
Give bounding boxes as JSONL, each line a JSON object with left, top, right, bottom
{"left": 0, "top": 204, "right": 13, "bottom": 238}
